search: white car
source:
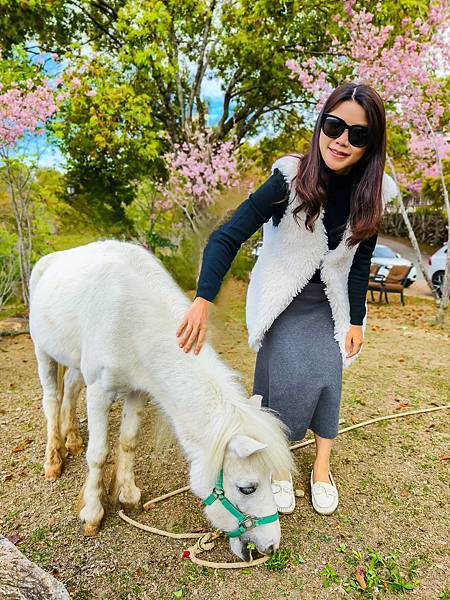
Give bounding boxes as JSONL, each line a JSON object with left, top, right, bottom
{"left": 427, "top": 244, "right": 447, "bottom": 297}
{"left": 371, "top": 244, "right": 417, "bottom": 287}
{"left": 251, "top": 240, "right": 264, "bottom": 258}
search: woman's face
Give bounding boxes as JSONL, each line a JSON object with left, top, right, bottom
{"left": 319, "top": 100, "right": 368, "bottom": 175}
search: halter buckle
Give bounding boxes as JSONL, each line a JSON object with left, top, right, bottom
{"left": 241, "top": 515, "right": 256, "bottom": 531}
{"left": 213, "top": 487, "right": 224, "bottom": 499}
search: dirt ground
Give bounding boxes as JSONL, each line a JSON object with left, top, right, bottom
{"left": 0, "top": 279, "right": 449, "bottom": 599}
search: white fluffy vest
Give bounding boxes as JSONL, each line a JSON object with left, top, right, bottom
{"left": 245, "top": 155, "right": 397, "bottom": 369}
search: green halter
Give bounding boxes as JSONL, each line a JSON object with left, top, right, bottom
{"left": 202, "top": 468, "right": 279, "bottom": 538}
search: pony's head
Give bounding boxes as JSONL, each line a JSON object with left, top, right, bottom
{"left": 194, "top": 394, "right": 296, "bottom": 560}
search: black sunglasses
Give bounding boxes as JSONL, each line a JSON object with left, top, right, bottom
{"left": 321, "top": 113, "right": 369, "bottom": 148}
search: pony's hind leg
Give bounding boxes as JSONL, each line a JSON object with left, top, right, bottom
{"left": 60, "top": 367, "right": 84, "bottom": 455}
{"left": 78, "top": 381, "right": 113, "bottom": 536}
{"left": 35, "top": 346, "right": 65, "bottom": 481}
{"left": 110, "top": 392, "right": 146, "bottom": 508}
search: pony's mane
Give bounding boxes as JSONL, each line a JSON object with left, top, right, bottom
{"left": 203, "top": 376, "right": 296, "bottom": 484}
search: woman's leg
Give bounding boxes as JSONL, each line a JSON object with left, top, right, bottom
{"left": 312, "top": 433, "right": 334, "bottom": 484}
{"left": 273, "top": 435, "right": 335, "bottom": 482}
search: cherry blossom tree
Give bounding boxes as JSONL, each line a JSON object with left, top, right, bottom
{"left": 157, "top": 129, "right": 239, "bottom": 233}
{"left": 0, "top": 53, "right": 61, "bottom": 304}
{"left": 286, "top": 0, "right": 450, "bottom": 321}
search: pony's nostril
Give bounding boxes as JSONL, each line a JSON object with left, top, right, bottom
{"left": 266, "top": 544, "right": 275, "bottom": 555}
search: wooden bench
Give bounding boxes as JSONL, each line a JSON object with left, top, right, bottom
{"left": 368, "top": 264, "right": 414, "bottom": 306}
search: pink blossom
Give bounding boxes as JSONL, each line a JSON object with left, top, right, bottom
{"left": 0, "top": 81, "right": 58, "bottom": 148}
{"left": 156, "top": 129, "right": 239, "bottom": 217}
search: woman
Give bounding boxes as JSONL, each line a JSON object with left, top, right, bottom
{"left": 176, "top": 82, "right": 390, "bottom": 516}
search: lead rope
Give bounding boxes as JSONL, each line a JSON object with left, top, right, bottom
{"left": 118, "top": 404, "right": 449, "bottom": 569}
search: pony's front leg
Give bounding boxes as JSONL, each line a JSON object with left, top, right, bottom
{"left": 35, "top": 346, "right": 65, "bottom": 481}
{"left": 111, "top": 392, "right": 146, "bottom": 508}
{"left": 78, "top": 381, "right": 113, "bottom": 536}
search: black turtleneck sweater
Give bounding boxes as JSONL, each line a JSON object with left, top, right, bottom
{"left": 195, "top": 167, "right": 378, "bottom": 325}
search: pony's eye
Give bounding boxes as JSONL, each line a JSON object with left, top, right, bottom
{"left": 238, "top": 485, "right": 257, "bottom": 495}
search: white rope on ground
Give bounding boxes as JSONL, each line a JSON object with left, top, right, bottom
{"left": 289, "top": 405, "right": 450, "bottom": 450}
{"left": 117, "top": 512, "right": 271, "bottom": 569}
{"left": 118, "top": 404, "right": 449, "bottom": 569}
{"left": 142, "top": 486, "right": 190, "bottom": 510}
{"left": 118, "top": 509, "right": 205, "bottom": 540}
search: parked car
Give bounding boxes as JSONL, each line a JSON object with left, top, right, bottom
{"left": 370, "top": 244, "right": 417, "bottom": 287}
{"left": 427, "top": 244, "right": 447, "bottom": 297}
{"left": 251, "top": 240, "right": 264, "bottom": 258}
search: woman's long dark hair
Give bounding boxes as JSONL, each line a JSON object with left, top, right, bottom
{"left": 288, "top": 82, "right": 386, "bottom": 247}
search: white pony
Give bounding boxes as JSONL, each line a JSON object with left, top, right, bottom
{"left": 29, "top": 240, "right": 294, "bottom": 560}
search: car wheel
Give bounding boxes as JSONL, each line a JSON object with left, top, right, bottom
{"left": 432, "top": 271, "right": 444, "bottom": 297}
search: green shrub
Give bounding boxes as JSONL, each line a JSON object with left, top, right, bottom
{"left": 229, "top": 243, "right": 255, "bottom": 281}
{"left": 158, "top": 232, "right": 200, "bottom": 291}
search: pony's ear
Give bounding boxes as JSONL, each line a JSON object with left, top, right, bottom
{"left": 248, "top": 394, "right": 263, "bottom": 408}
{"left": 228, "top": 435, "right": 267, "bottom": 458}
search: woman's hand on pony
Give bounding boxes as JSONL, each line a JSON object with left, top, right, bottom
{"left": 345, "top": 324, "right": 364, "bottom": 358}
{"left": 176, "top": 296, "right": 211, "bottom": 355}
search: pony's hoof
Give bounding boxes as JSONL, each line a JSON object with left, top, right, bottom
{"left": 65, "top": 432, "right": 84, "bottom": 455}
{"left": 118, "top": 486, "right": 142, "bottom": 509}
{"left": 44, "top": 460, "right": 63, "bottom": 481}
{"left": 79, "top": 501, "right": 104, "bottom": 535}
{"left": 83, "top": 522, "right": 100, "bottom": 536}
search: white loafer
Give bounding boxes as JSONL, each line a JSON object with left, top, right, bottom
{"left": 271, "top": 472, "right": 296, "bottom": 514}
{"left": 310, "top": 470, "right": 339, "bottom": 515}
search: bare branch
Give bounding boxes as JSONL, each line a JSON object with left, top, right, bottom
{"left": 161, "top": 11, "right": 187, "bottom": 135}
{"left": 90, "top": 0, "right": 119, "bottom": 20}
{"left": 215, "top": 68, "right": 242, "bottom": 138}
{"left": 187, "top": 0, "right": 218, "bottom": 124}
{"left": 217, "top": 97, "right": 315, "bottom": 141}
{"left": 385, "top": 153, "right": 439, "bottom": 302}
{"left": 67, "top": 0, "right": 122, "bottom": 48}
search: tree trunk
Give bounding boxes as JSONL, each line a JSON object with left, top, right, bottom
{"left": 0, "top": 535, "right": 70, "bottom": 599}
{"left": 426, "top": 118, "right": 450, "bottom": 324}
{"left": 2, "top": 154, "right": 35, "bottom": 306}
{"left": 385, "top": 154, "right": 438, "bottom": 297}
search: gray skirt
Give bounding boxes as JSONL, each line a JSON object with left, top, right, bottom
{"left": 252, "top": 280, "right": 343, "bottom": 442}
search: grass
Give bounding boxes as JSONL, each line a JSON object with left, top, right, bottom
{"left": 264, "top": 548, "right": 306, "bottom": 571}
{"left": 47, "top": 232, "right": 103, "bottom": 252}
{"left": 0, "top": 277, "right": 449, "bottom": 599}
{"left": 19, "top": 525, "right": 55, "bottom": 569}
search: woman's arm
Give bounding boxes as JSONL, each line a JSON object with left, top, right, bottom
{"left": 345, "top": 232, "right": 378, "bottom": 358}
{"left": 348, "top": 232, "right": 378, "bottom": 325}
{"left": 177, "top": 168, "right": 288, "bottom": 355}
{"left": 195, "top": 168, "right": 289, "bottom": 302}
